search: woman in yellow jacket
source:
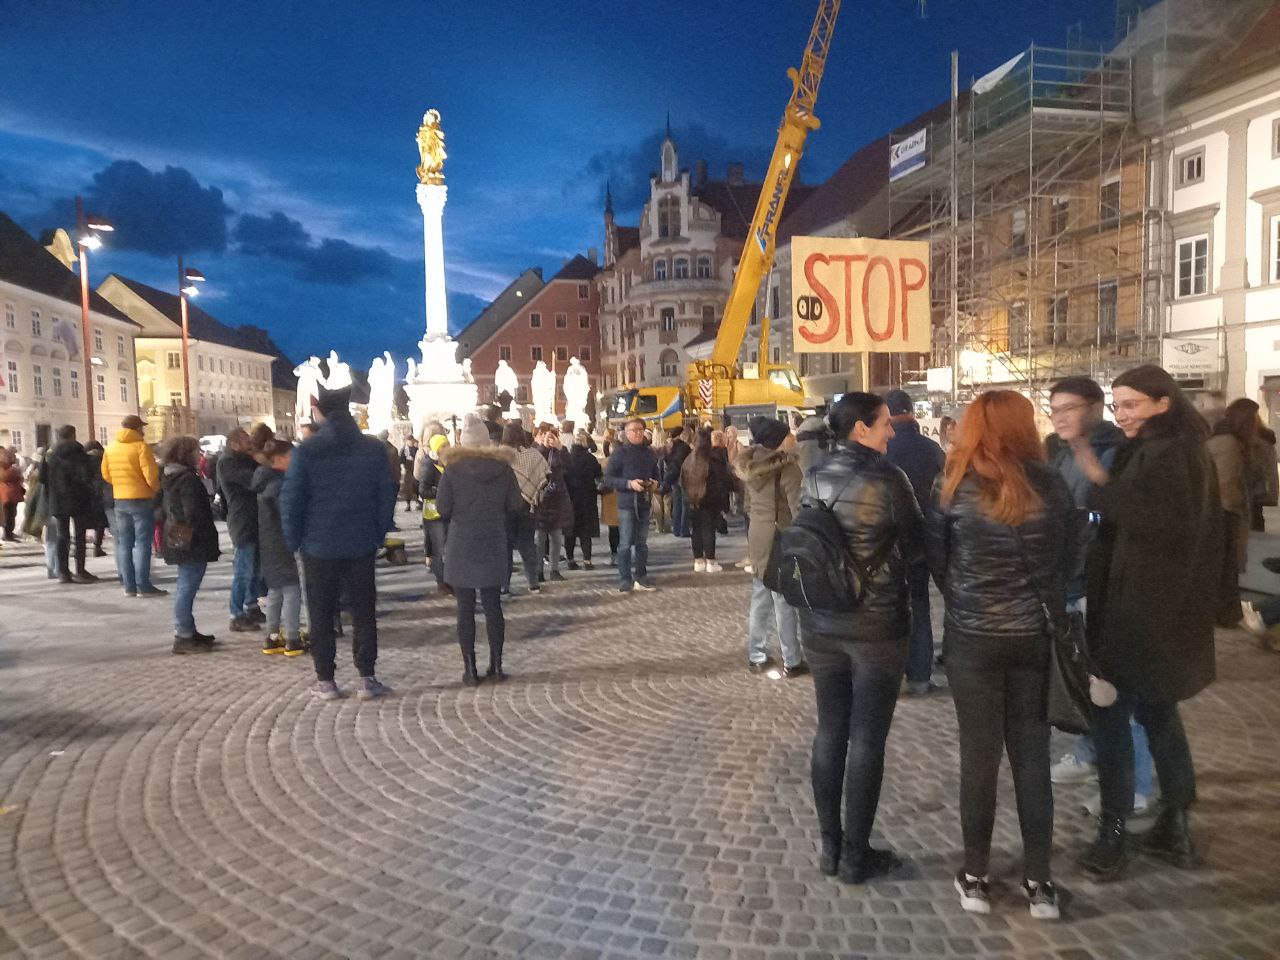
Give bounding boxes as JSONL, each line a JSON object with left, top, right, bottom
{"left": 100, "top": 415, "right": 163, "bottom": 596}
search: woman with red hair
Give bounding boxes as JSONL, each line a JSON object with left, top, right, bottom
{"left": 926, "top": 391, "right": 1074, "bottom": 920}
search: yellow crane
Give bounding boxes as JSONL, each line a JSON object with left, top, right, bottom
{"left": 615, "top": 0, "right": 841, "bottom": 428}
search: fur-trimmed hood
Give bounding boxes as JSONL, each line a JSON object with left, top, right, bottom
{"left": 439, "top": 445, "right": 515, "bottom": 468}
{"left": 736, "top": 445, "right": 798, "bottom": 486}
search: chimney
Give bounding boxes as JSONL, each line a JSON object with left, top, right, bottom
{"left": 695, "top": 160, "right": 708, "bottom": 188}
{"left": 727, "top": 162, "right": 744, "bottom": 186}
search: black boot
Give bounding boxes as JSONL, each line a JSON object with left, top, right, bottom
{"left": 461, "top": 648, "right": 481, "bottom": 687}
{"left": 486, "top": 639, "right": 507, "bottom": 682}
{"left": 1135, "top": 805, "right": 1195, "bottom": 868}
{"left": 837, "top": 842, "right": 902, "bottom": 884}
{"left": 1078, "top": 815, "right": 1129, "bottom": 881}
{"left": 818, "top": 832, "right": 841, "bottom": 877}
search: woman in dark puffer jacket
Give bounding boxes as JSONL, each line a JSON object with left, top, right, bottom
{"left": 926, "top": 391, "right": 1074, "bottom": 921}
{"left": 160, "top": 435, "right": 221, "bottom": 654}
{"left": 801, "top": 392, "right": 924, "bottom": 886}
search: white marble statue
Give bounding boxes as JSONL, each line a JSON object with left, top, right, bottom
{"left": 293, "top": 355, "right": 323, "bottom": 424}
{"left": 322, "top": 350, "right": 353, "bottom": 390}
{"left": 405, "top": 357, "right": 419, "bottom": 384}
{"left": 494, "top": 359, "right": 520, "bottom": 418}
{"left": 367, "top": 351, "right": 396, "bottom": 435}
{"left": 531, "top": 360, "right": 557, "bottom": 425}
{"left": 562, "top": 356, "right": 590, "bottom": 432}
{"left": 461, "top": 358, "right": 474, "bottom": 384}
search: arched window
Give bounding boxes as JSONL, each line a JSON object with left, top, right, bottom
{"left": 674, "top": 258, "right": 689, "bottom": 279}
{"left": 659, "top": 349, "right": 680, "bottom": 378}
{"left": 653, "top": 259, "right": 668, "bottom": 281}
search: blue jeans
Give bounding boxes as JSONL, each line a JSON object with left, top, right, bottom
{"left": 114, "top": 499, "right": 156, "bottom": 592}
{"left": 1256, "top": 593, "right": 1280, "bottom": 627}
{"left": 230, "top": 543, "right": 259, "bottom": 617}
{"left": 617, "top": 499, "right": 651, "bottom": 588}
{"left": 173, "top": 562, "right": 207, "bottom": 636}
{"left": 905, "top": 562, "right": 934, "bottom": 684}
{"left": 671, "top": 485, "right": 688, "bottom": 538}
{"left": 748, "top": 579, "right": 802, "bottom": 668}
{"left": 266, "top": 582, "right": 302, "bottom": 639}
{"left": 1074, "top": 722, "right": 1155, "bottom": 798}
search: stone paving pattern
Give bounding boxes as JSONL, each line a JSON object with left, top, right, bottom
{"left": 1, "top": 517, "right": 1278, "bottom": 960}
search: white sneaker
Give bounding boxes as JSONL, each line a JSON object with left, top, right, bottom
{"left": 693, "top": 559, "right": 706, "bottom": 572}
{"left": 632, "top": 580, "right": 657, "bottom": 593}
{"left": 1021, "top": 880, "right": 1060, "bottom": 920}
{"left": 742, "top": 564, "right": 755, "bottom": 575}
{"left": 704, "top": 561, "right": 723, "bottom": 573}
{"left": 1082, "top": 792, "right": 1152, "bottom": 818}
{"left": 1241, "top": 602, "right": 1267, "bottom": 635}
{"left": 954, "top": 872, "right": 991, "bottom": 914}
{"left": 1050, "top": 753, "right": 1097, "bottom": 784}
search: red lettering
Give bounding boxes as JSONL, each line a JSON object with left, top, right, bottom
{"left": 799, "top": 253, "right": 841, "bottom": 345}
{"left": 897, "top": 257, "right": 927, "bottom": 341}
{"left": 862, "top": 256, "right": 896, "bottom": 342}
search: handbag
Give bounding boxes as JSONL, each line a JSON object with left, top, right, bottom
{"left": 164, "top": 479, "right": 195, "bottom": 553}
{"left": 1011, "top": 527, "right": 1095, "bottom": 735}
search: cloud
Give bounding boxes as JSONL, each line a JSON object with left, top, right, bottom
{"left": 233, "top": 210, "right": 397, "bottom": 285}
{"left": 75, "top": 160, "right": 232, "bottom": 256}
{"left": 574, "top": 122, "right": 765, "bottom": 212}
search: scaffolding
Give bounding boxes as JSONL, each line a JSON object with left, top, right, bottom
{"left": 889, "top": 44, "right": 1161, "bottom": 405}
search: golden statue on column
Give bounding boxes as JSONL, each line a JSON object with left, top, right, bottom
{"left": 415, "top": 110, "right": 447, "bottom": 185}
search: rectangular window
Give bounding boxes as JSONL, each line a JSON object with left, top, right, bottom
{"left": 169, "top": 391, "right": 182, "bottom": 406}
{"left": 95, "top": 373, "right": 106, "bottom": 402}
{"left": 32, "top": 364, "right": 43, "bottom": 397}
{"left": 1049, "top": 196, "right": 1069, "bottom": 236}
{"left": 1177, "top": 149, "right": 1205, "bottom": 187}
{"left": 578, "top": 313, "right": 590, "bottom": 329}
{"left": 1011, "top": 208, "right": 1026, "bottom": 251}
{"left": 1049, "top": 295, "right": 1068, "bottom": 345}
{"left": 1272, "top": 216, "right": 1280, "bottom": 284}
{"left": 661, "top": 308, "right": 676, "bottom": 333}
{"left": 529, "top": 312, "right": 541, "bottom": 328}
{"left": 580, "top": 346, "right": 592, "bottom": 362}
{"left": 674, "top": 259, "right": 689, "bottom": 279}
{"left": 555, "top": 345, "right": 568, "bottom": 363}
{"left": 52, "top": 367, "right": 62, "bottom": 397}
{"left": 499, "top": 345, "right": 512, "bottom": 362}
{"left": 121, "top": 378, "right": 130, "bottom": 403}
{"left": 98, "top": 425, "right": 107, "bottom": 445}
{"left": 1176, "top": 235, "right": 1209, "bottom": 298}
{"left": 1273, "top": 118, "right": 1280, "bottom": 159}
{"left": 555, "top": 313, "right": 567, "bottom": 328}
{"left": 771, "top": 285, "right": 780, "bottom": 318}
{"left": 701, "top": 305, "right": 715, "bottom": 329}
{"left": 771, "top": 347, "right": 781, "bottom": 364}
{"left": 3, "top": 302, "right": 14, "bottom": 329}
{"left": 1098, "top": 282, "right": 1118, "bottom": 338}
{"left": 117, "top": 334, "right": 126, "bottom": 357}
{"left": 31, "top": 310, "right": 41, "bottom": 337}
{"left": 70, "top": 369, "right": 80, "bottom": 399}
{"left": 11, "top": 429, "right": 22, "bottom": 453}
{"left": 1008, "top": 300, "right": 1029, "bottom": 351}
{"left": 219, "top": 358, "right": 225, "bottom": 373}
{"left": 93, "top": 328, "right": 103, "bottom": 353}
{"left": 577, "top": 284, "right": 589, "bottom": 300}
{"left": 531, "top": 345, "right": 543, "bottom": 362}
{"left": 167, "top": 351, "right": 181, "bottom": 369}
{"left": 6, "top": 360, "right": 18, "bottom": 393}
{"left": 653, "top": 260, "right": 667, "bottom": 281}
{"left": 1100, "top": 179, "right": 1121, "bottom": 223}
{"left": 198, "top": 355, "right": 205, "bottom": 371}
{"left": 696, "top": 257, "right": 712, "bottom": 279}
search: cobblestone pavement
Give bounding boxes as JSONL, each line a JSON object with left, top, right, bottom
{"left": 1, "top": 518, "right": 1278, "bottom": 960}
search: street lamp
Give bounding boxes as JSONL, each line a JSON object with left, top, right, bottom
{"left": 75, "top": 197, "right": 113, "bottom": 438}
{"left": 177, "top": 257, "right": 205, "bottom": 417}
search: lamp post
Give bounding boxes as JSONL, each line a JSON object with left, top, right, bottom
{"left": 177, "top": 258, "right": 205, "bottom": 422}
{"left": 75, "top": 197, "right": 113, "bottom": 439}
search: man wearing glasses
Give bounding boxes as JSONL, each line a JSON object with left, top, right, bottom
{"left": 603, "top": 418, "right": 662, "bottom": 594}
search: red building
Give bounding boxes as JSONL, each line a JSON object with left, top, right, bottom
{"left": 458, "top": 254, "right": 601, "bottom": 416}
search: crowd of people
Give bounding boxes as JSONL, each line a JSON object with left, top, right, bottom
{"left": 2, "top": 362, "right": 1272, "bottom": 923}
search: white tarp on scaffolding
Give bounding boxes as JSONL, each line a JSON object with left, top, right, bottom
{"left": 972, "top": 52, "right": 1025, "bottom": 95}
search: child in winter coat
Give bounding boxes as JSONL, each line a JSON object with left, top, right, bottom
{"left": 254, "top": 439, "right": 305, "bottom": 656}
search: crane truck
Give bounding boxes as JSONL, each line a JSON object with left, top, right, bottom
{"left": 610, "top": 0, "right": 842, "bottom": 430}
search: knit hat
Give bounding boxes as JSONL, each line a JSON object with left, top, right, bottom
{"left": 885, "top": 389, "right": 914, "bottom": 416}
{"left": 749, "top": 416, "right": 789, "bottom": 450}
{"left": 460, "top": 412, "right": 492, "bottom": 448}
{"left": 428, "top": 434, "right": 449, "bottom": 456}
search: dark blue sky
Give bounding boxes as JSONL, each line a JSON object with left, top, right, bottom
{"left": 0, "top": 0, "right": 1127, "bottom": 367}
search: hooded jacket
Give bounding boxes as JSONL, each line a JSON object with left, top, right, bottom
{"left": 101, "top": 428, "right": 159, "bottom": 501}
{"left": 216, "top": 448, "right": 260, "bottom": 547}
{"left": 161, "top": 463, "right": 220, "bottom": 565}
{"left": 736, "top": 445, "right": 803, "bottom": 573}
{"left": 42, "top": 438, "right": 94, "bottom": 519}
{"left": 252, "top": 464, "right": 299, "bottom": 589}
{"left": 437, "top": 446, "right": 524, "bottom": 588}
{"left": 281, "top": 409, "right": 397, "bottom": 559}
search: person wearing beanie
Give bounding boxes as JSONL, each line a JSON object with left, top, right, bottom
{"left": 739, "top": 416, "right": 806, "bottom": 676}
{"left": 460, "top": 412, "right": 493, "bottom": 448}
{"left": 882, "top": 389, "right": 945, "bottom": 696}
{"left": 281, "top": 385, "right": 398, "bottom": 701}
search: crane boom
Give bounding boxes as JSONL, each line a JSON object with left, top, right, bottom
{"left": 705, "top": 0, "right": 842, "bottom": 372}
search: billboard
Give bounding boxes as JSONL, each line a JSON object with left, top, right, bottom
{"left": 889, "top": 128, "right": 927, "bottom": 181}
{"left": 1161, "top": 337, "right": 1218, "bottom": 377}
{"left": 790, "top": 237, "right": 931, "bottom": 354}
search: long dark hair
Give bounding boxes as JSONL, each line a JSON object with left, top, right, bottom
{"left": 682, "top": 427, "right": 713, "bottom": 504}
{"left": 1214, "top": 398, "right": 1260, "bottom": 453}
{"left": 828, "top": 392, "right": 884, "bottom": 443}
{"left": 1111, "top": 365, "right": 1208, "bottom": 440}
{"left": 500, "top": 422, "right": 528, "bottom": 449}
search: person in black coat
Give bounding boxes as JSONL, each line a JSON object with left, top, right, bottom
{"left": 216, "top": 428, "right": 264, "bottom": 630}
{"left": 533, "top": 428, "right": 574, "bottom": 582}
{"left": 800, "top": 393, "right": 924, "bottom": 887}
{"left": 83, "top": 440, "right": 111, "bottom": 558}
{"left": 41, "top": 425, "right": 97, "bottom": 583}
{"left": 565, "top": 430, "right": 602, "bottom": 569}
{"left": 437, "top": 442, "right": 525, "bottom": 686}
{"left": 1067, "top": 365, "right": 1219, "bottom": 880}
{"left": 160, "top": 435, "right": 221, "bottom": 654}
{"left": 679, "top": 428, "right": 734, "bottom": 572}
{"left": 926, "top": 391, "right": 1073, "bottom": 919}
{"left": 667, "top": 427, "right": 693, "bottom": 538}
{"left": 253, "top": 441, "right": 304, "bottom": 655}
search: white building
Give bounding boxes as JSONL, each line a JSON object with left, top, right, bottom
{"left": 97, "top": 275, "right": 278, "bottom": 439}
{"left": 0, "top": 214, "right": 140, "bottom": 453}
{"left": 1153, "top": 2, "right": 1280, "bottom": 415}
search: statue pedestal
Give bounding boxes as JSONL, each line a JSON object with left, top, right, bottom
{"left": 405, "top": 333, "right": 477, "bottom": 439}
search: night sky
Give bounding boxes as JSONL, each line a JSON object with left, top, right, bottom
{"left": 1, "top": 0, "right": 1127, "bottom": 370}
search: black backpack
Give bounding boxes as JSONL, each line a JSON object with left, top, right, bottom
{"left": 762, "top": 473, "right": 893, "bottom": 612}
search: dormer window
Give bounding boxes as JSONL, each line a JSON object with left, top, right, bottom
{"left": 657, "top": 196, "right": 680, "bottom": 239}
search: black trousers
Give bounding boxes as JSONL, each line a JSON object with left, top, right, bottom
{"left": 608, "top": 526, "right": 620, "bottom": 555}
{"left": 302, "top": 553, "right": 378, "bottom": 682}
{"left": 456, "top": 587, "right": 503, "bottom": 660}
{"left": 806, "top": 632, "right": 902, "bottom": 855}
{"left": 55, "top": 515, "right": 87, "bottom": 576}
{"left": 688, "top": 506, "right": 719, "bottom": 560}
{"left": 565, "top": 533, "right": 593, "bottom": 562}
{"left": 2, "top": 502, "right": 16, "bottom": 538}
{"left": 1094, "top": 691, "right": 1195, "bottom": 819}
{"left": 506, "top": 510, "right": 539, "bottom": 591}
{"left": 423, "top": 519, "right": 447, "bottom": 587}
{"left": 946, "top": 635, "right": 1053, "bottom": 882}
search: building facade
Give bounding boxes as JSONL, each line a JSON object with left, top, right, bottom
{"left": 0, "top": 215, "right": 140, "bottom": 453}
{"left": 97, "top": 275, "right": 277, "bottom": 440}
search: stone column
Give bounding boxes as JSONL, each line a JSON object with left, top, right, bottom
{"left": 416, "top": 182, "right": 449, "bottom": 342}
